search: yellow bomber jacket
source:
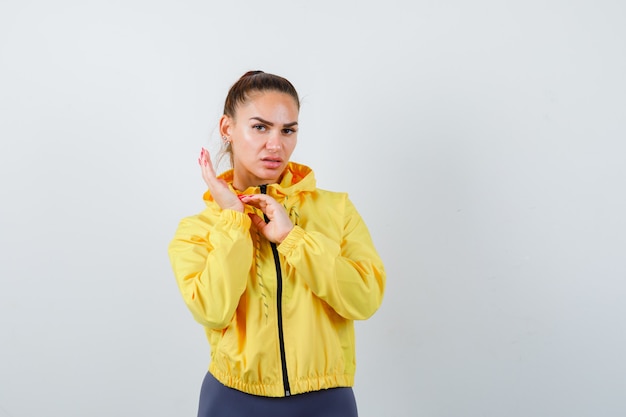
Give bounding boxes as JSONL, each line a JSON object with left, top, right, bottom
{"left": 168, "top": 162, "right": 386, "bottom": 397}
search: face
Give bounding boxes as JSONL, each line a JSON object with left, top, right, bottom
{"left": 221, "top": 91, "right": 299, "bottom": 190}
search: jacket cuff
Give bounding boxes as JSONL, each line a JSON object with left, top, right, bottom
{"left": 277, "top": 225, "right": 305, "bottom": 255}
{"left": 219, "top": 209, "right": 252, "bottom": 230}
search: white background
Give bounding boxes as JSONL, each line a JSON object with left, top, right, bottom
{"left": 1, "top": 1, "right": 625, "bottom": 416}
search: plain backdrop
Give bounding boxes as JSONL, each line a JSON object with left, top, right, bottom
{"left": 1, "top": 1, "right": 625, "bottom": 416}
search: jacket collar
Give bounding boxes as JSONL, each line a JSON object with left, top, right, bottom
{"left": 203, "top": 162, "right": 316, "bottom": 203}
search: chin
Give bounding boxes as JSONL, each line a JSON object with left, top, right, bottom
{"left": 258, "top": 171, "right": 283, "bottom": 184}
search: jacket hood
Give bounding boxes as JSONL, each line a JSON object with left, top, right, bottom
{"left": 203, "top": 162, "right": 316, "bottom": 203}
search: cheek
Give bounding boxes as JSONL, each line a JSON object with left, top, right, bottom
{"left": 232, "top": 139, "right": 260, "bottom": 159}
{"left": 287, "top": 138, "right": 298, "bottom": 153}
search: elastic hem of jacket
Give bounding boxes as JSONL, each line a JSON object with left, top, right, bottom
{"left": 209, "top": 365, "right": 354, "bottom": 397}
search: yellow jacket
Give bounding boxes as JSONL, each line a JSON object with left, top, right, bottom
{"left": 168, "top": 163, "right": 385, "bottom": 397}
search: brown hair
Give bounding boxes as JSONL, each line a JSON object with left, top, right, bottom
{"left": 223, "top": 70, "right": 300, "bottom": 117}
{"left": 219, "top": 71, "right": 300, "bottom": 168}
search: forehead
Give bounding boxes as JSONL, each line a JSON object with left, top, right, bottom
{"left": 236, "top": 90, "right": 299, "bottom": 119}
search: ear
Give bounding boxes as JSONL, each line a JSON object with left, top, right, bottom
{"left": 219, "top": 115, "right": 233, "bottom": 138}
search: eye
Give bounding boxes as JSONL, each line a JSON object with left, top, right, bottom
{"left": 282, "top": 128, "right": 297, "bottom": 135}
{"left": 252, "top": 124, "right": 266, "bottom": 131}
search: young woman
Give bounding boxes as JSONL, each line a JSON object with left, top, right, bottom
{"left": 168, "top": 71, "right": 386, "bottom": 417}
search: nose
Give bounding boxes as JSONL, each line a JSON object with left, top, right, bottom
{"left": 266, "top": 133, "right": 281, "bottom": 152}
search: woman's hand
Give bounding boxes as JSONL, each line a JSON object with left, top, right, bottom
{"left": 239, "top": 194, "right": 294, "bottom": 244}
{"left": 199, "top": 148, "right": 244, "bottom": 212}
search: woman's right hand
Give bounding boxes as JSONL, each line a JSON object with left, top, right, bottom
{"left": 199, "top": 148, "right": 244, "bottom": 212}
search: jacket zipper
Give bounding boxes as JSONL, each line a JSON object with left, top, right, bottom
{"left": 260, "top": 184, "right": 291, "bottom": 397}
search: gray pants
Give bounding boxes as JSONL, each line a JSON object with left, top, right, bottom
{"left": 198, "top": 372, "right": 358, "bottom": 417}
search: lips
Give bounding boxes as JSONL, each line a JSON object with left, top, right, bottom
{"left": 261, "top": 157, "right": 283, "bottom": 169}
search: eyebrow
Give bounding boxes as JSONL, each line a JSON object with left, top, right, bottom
{"left": 250, "top": 117, "right": 298, "bottom": 128}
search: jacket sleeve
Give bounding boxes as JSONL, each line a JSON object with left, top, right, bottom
{"left": 168, "top": 207, "right": 253, "bottom": 329}
{"left": 277, "top": 197, "right": 386, "bottom": 320}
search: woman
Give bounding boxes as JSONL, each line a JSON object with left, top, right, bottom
{"left": 168, "top": 70, "right": 386, "bottom": 417}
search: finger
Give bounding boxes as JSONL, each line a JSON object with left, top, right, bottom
{"left": 239, "top": 196, "right": 269, "bottom": 213}
{"left": 239, "top": 193, "right": 276, "bottom": 205}
{"left": 201, "top": 148, "right": 217, "bottom": 175}
{"left": 198, "top": 148, "right": 210, "bottom": 170}
{"left": 199, "top": 148, "right": 222, "bottom": 188}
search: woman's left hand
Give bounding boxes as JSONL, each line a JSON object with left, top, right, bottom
{"left": 239, "top": 194, "right": 294, "bottom": 244}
